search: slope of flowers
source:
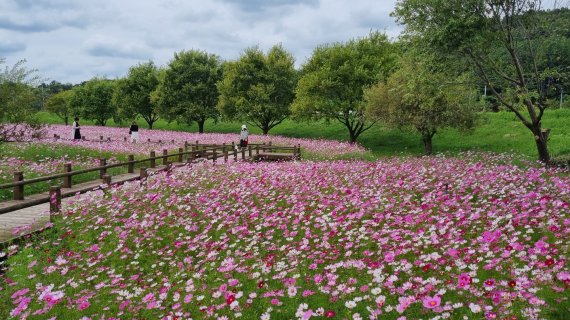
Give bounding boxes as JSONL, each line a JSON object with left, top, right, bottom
{"left": 41, "top": 125, "right": 367, "bottom": 158}
{"left": 1, "top": 155, "right": 569, "bottom": 319}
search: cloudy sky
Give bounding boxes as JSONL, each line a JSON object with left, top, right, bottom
{"left": 1, "top": 0, "right": 401, "bottom": 84}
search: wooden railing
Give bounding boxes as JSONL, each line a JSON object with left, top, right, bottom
{"left": 0, "top": 142, "right": 301, "bottom": 203}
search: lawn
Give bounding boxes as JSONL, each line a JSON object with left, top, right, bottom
{"left": 35, "top": 109, "right": 570, "bottom": 160}
{"left": 1, "top": 153, "right": 569, "bottom": 319}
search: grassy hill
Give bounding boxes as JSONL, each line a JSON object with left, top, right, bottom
{"left": 36, "top": 109, "right": 570, "bottom": 160}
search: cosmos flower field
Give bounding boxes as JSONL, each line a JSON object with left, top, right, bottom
{"left": 41, "top": 125, "right": 367, "bottom": 158}
{"left": 1, "top": 152, "right": 569, "bottom": 319}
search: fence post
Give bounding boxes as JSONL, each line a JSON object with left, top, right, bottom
{"left": 162, "top": 149, "right": 168, "bottom": 166}
{"left": 248, "top": 145, "right": 252, "bottom": 158}
{"left": 184, "top": 141, "right": 189, "bottom": 152}
{"left": 63, "top": 163, "right": 72, "bottom": 188}
{"left": 269, "top": 141, "right": 272, "bottom": 153}
{"left": 124, "top": 137, "right": 127, "bottom": 142}
{"left": 140, "top": 167, "right": 147, "bottom": 180}
{"left": 158, "top": 139, "right": 162, "bottom": 144}
{"left": 100, "top": 135, "right": 104, "bottom": 141}
{"left": 256, "top": 145, "right": 260, "bottom": 155}
{"left": 99, "top": 158, "right": 107, "bottom": 178}
{"left": 102, "top": 174, "right": 112, "bottom": 185}
{"left": 241, "top": 148, "right": 246, "bottom": 160}
{"left": 147, "top": 138, "right": 151, "bottom": 143}
{"left": 213, "top": 147, "right": 218, "bottom": 163}
{"left": 150, "top": 151, "right": 156, "bottom": 168}
{"left": 81, "top": 135, "right": 85, "bottom": 140}
{"left": 49, "top": 186, "right": 62, "bottom": 217}
{"left": 195, "top": 140, "right": 199, "bottom": 149}
{"left": 128, "top": 155, "right": 135, "bottom": 173}
{"left": 297, "top": 144, "right": 301, "bottom": 159}
{"left": 178, "top": 148, "right": 184, "bottom": 163}
{"left": 224, "top": 148, "right": 228, "bottom": 162}
{"left": 13, "top": 171, "right": 24, "bottom": 200}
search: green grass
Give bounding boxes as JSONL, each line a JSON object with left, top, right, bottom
{"left": 36, "top": 109, "right": 570, "bottom": 160}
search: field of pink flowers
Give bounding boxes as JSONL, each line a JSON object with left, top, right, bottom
{"left": 1, "top": 153, "right": 569, "bottom": 319}
{"left": 42, "top": 125, "right": 368, "bottom": 158}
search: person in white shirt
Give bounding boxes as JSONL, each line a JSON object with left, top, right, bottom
{"left": 239, "top": 124, "right": 249, "bottom": 148}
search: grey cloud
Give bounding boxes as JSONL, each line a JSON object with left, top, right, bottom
{"left": 0, "top": 41, "right": 26, "bottom": 55}
{"left": 85, "top": 38, "right": 153, "bottom": 60}
{"left": 220, "top": 0, "right": 319, "bottom": 12}
{"left": 0, "top": 17, "right": 59, "bottom": 32}
{"left": 12, "top": 0, "right": 78, "bottom": 10}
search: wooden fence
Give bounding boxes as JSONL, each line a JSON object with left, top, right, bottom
{"left": 0, "top": 141, "right": 301, "bottom": 212}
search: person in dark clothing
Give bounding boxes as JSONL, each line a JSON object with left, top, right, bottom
{"left": 72, "top": 117, "right": 81, "bottom": 140}
{"left": 129, "top": 121, "right": 139, "bottom": 143}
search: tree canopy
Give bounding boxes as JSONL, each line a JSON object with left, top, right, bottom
{"left": 292, "top": 32, "right": 397, "bottom": 143}
{"left": 393, "top": 0, "right": 562, "bottom": 163}
{"left": 113, "top": 61, "right": 160, "bottom": 129}
{"left": 366, "top": 51, "right": 477, "bottom": 154}
{"left": 217, "top": 45, "right": 297, "bottom": 135}
{"left": 70, "top": 77, "right": 116, "bottom": 126}
{"left": 0, "top": 58, "right": 44, "bottom": 141}
{"left": 155, "top": 50, "right": 222, "bottom": 133}
{"left": 45, "top": 90, "right": 74, "bottom": 125}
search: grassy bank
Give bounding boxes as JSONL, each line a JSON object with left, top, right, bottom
{"left": 36, "top": 109, "right": 570, "bottom": 160}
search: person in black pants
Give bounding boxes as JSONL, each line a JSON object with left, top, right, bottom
{"left": 72, "top": 117, "right": 81, "bottom": 140}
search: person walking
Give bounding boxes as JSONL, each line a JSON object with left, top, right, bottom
{"left": 239, "top": 124, "right": 249, "bottom": 148}
{"left": 129, "top": 121, "right": 139, "bottom": 143}
{"left": 72, "top": 117, "right": 81, "bottom": 140}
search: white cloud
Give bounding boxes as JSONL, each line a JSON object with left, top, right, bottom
{"left": 0, "top": 0, "right": 401, "bottom": 83}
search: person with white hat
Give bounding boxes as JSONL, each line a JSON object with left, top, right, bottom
{"left": 239, "top": 124, "right": 249, "bottom": 148}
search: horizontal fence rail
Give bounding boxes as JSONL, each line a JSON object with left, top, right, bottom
{"left": 0, "top": 141, "right": 301, "bottom": 203}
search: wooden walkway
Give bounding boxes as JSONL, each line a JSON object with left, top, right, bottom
{"left": 0, "top": 166, "right": 167, "bottom": 243}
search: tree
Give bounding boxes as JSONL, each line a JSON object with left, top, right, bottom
{"left": 291, "top": 32, "right": 396, "bottom": 143}
{"left": 393, "top": 0, "right": 561, "bottom": 163}
{"left": 70, "top": 77, "right": 116, "bottom": 126}
{"left": 366, "top": 52, "right": 477, "bottom": 154}
{"left": 113, "top": 61, "right": 160, "bottom": 129}
{"left": 156, "top": 50, "right": 222, "bottom": 133}
{"left": 0, "top": 58, "right": 44, "bottom": 141}
{"left": 218, "top": 45, "right": 297, "bottom": 134}
{"left": 45, "top": 90, "right": 74, "bottom": 125}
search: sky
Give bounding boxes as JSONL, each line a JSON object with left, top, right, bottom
{"left": 0, "top": 0, "right": 401, "bottom": 84}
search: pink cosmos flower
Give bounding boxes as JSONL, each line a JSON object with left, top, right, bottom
{"left": 422, "top": 295, "right": 441, "bottom": 309}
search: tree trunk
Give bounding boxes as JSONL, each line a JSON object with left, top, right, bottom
{"left": 532, "top": 126, "right": 550, "bottom": 164}
{"left": 64, "top": 117, "right": 69, "bottom": 126}
{"left": 147, "top": 120, "right": 154, "bottom": 129}
{"left": 198, "top": 120, "right": 205, "bottom": 133}
{"left": 262, "top": 123, "right": 269, "bottom": 135}
{"left": 422, "top": 134, "right": 433, "bottom": 155}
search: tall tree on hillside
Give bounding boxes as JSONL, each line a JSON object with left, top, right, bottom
{"left": 45, "top": 90, "right": 74, "bottom": 125}
{"left": 393, "top": 0, "right": 561, "bottom": 163}
{"left": 113, "top": 61, "right": 160, "bottom": 128}
{"left": 291, "top": 32, "right": 397, "bottom": 143}
{"left": 156, "top": 50, "right": 222, "bottom": 133}
{"left": 366, "top": 52, "right": 477, "bottom": 154}
{"left": 217, "top": 44, "right": 297, "bottom": 134}
{"left": 0, "top": 58, "right": 44, "bottom": 141}
{"left": 70, "top": 77, "right": 116, "bottom": 126}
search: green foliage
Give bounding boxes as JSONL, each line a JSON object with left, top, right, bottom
{"left": 45, "top": 90, "right": 74, "bottom": 125}
{"left": 366, "top": 52, "right": 478, "bottom": 154}
{"left": 217, "top": 44, "right": 297, "bottom": 134}
{"left": 292, "top": 32, "right": 397, "bottom": 143}
{"left": 113, "top": 61, "right": 160, "bottom": 128}
{"left": 392, "top": 0, "right": 558, "bottom": 163}
{"left": 155, "top": 50, "right": 222, "bottom": 133}
{"left": 0, "top": 58, "right": 44, "bottom": 141}
{"left": 70, "top": 77, "right": 116, "bottom": 126}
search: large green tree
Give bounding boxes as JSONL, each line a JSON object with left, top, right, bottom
{"left": 292, "top": 32, "right": 396, "bottom": 143}
{"left": 0, "top": 58, "right": 44, "bottom": 141}
{"left": 156, "top": 50, "right": 222, "bottom": 133}
{"left": 366, "top": 52, "right": 477, "bottom": 154}
{"left": 45, "top": 90, "right": 74, "bottom": 125}
{"left": 113, "top": 61, "right": 160, "bottom": 129}
{"left": 70, "top": 77, "right": 116, "bottom": 126}
{"left": 218, "top": 45, "right": 297, "bottom": 134}
{"left": 393, "top": 0, "right": 561, "bottom": 163}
